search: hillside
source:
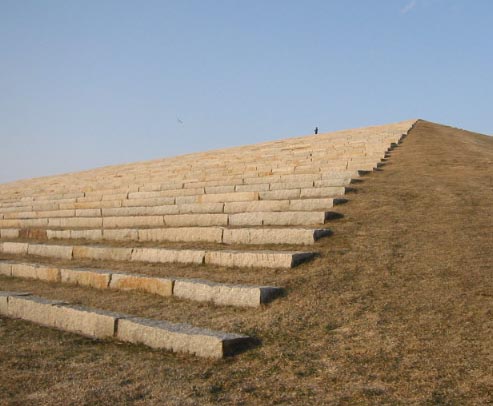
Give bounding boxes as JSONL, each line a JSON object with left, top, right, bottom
{"left": 0, "top": 120, "right": 492, "bottom": 405}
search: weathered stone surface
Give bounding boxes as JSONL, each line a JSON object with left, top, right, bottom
{"left": 198, "top": 191, "right": 259, "bottom": 203}
{"left": 103, "top": 229, "right": 139, "bottom": 241}
{"left": 138, "top": 227, "right": 223, "bottom": 243}
{"left": 288, "top": 198, "right": 335, "bottom": 211}
{"left": 109, "top": 273, "right": 173, "bottom": 297}
{"left": 204, "top": 250, "right": 316, "bottom": 269}
{"left": 75, "top": 208, "right": 102, "bottom": 217}
{"left": 117, "top": 317, "right": 250, "bottom": 358}
{"left": 102, "top": 216, "right": 164, "bottom": 228}
{"left": 73, "top": 246, "right": 133, "bottom": 261}
{"left": 222, "top": 228, "right": 330, "bottom": 245}
{"left": 60, "top": 268, "right": 111, "bottom": 289}
{"left": 228, "top": 211, "right": 327, "bottom": 226}
{"left": 71, "top": 229, "right": 103, "bottom": 240}
{"left": 52, "top": 305, "right": 121, "bottom": 338}
{"left": 234, "top": 183, "right": 270, "bottom": 192}
{"left": 48, "top": 217, "right": 103, "bottom": 228}
{"left": 269, "top": 181, "right": 314, "bottom": 190}
{"left": 300, "top": 186, "right": 346, "bottom": 198}
{"left": 173, "top": 278, "right": 283, "bottom": 307}
{"left": 11, "top": 263, "right": 61, "bottom": 282}
{"left": 0, "top": 292, "right": 30, "bottom": 315}
{"left": 0, "top": 261, "right": 13, "bottom": 276}
{"left": 27, "top": 244, "right": 73, "bottom": 260}
{"left": 224, "top": 200, "right": 289, "bottom": 214}
{"left": 163, "top": 213, "right": 228, "bottom": 227}
{"left": 131, "top": 248, "right": 205, "bottom": 264}
{"left": 314, "top": 178, "right": 351, "bottom": 187}
{"left": 7, "top": 295, "right": 66, "bottom": 326}
{"left": 177, "top": 203, "right": 224, "bottom": 214}
{"left": 0, "top": 242, "right": 29, "bottom": 255}
{"left": 259, "top": 190, "right": 300, "bottom": 200}
{"left": 0, "top": 229, "right": 20, "bottom": 239}
{"left": 47, "top": 230, "right": 71, "bottom": 239}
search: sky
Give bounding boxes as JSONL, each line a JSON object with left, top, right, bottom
{"left": 1, "top": 0, "right": 492, "bottom": 184}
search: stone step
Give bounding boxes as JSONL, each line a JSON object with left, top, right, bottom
{"left": 0, "top": 196, "right": 343, "bottom": 219}
{"left": 0, "top": 209, "right": 333, "bottom": 229}
{"left": 2, "top": 226, "right": 331, "bottom": 245}
{"left": 0, "top": 260, "right": 283, "bottom": 307}
{"left": 0, "top": 182, "right": 349, "bottom": 215}
{"left": 0, "top": 292, "right": 250, "bottom": 358}
{"left": 0, "top": 242, "right": 317, "bottom": 269}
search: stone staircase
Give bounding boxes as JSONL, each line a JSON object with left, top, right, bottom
{"left": 0, "top": 120, "right": 416, "bottom": 357}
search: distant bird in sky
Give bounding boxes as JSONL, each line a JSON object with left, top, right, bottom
{"left": 177, "top": 117, "right": 184, "bottom": 124}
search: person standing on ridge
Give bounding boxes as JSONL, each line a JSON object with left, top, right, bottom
{"left": 314, "top": 127, "right": 318, "bottom": 135}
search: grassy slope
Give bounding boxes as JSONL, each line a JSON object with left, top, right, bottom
{"left": 0, "top": 120, "right": 492, "bottom": 405}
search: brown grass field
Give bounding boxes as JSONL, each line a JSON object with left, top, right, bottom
{"left": 0, "top": 120, "right": 492, "bottom": 405}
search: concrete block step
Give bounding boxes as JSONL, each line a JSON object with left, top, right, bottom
{"left": 0, "top": 209, "right": 334, "bottom": 229}
{"left": 0, "top": 260, "right": 282, "bottom": 307}
{"left": 0, "top": 195, "right": 343, "bottom": 219}
{"left": 0, "top": 242, "right": 317, "bottom": 269}
{"left": 1, "top": 225, "right": 332, "bottom": 245}
{"left": 0, "top": 292, "right": 250, "bottom": 358}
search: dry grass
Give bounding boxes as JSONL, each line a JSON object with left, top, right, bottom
{"left": 1, "top": 120, "right": 492, "bottom": 405}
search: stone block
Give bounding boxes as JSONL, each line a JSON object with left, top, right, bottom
{"left": 198, "top": 191, "right": 259, "bottom": 203}
{"left": 269, "top": 181, "right": 314, "bottom": 190}
{"left": 260, "top": 211, "right": 327, "bottom": 226}
{"left": 1, "top": 242, "right": 29, "bottom": 255}
{"left": 0, "top": 292, "right": 31, "bottom": 315}
{"left": 76, "top": 208, "right": 102, "bottom": 217}
{"left": 224, "top": 200, "right": 289, "bottom": 214}
{"left": 11, "top": 263, "right": 61, "bottom": 282}
{"left": 204, "top": 250, "right": 316, "bottom": 269}
{"left": 52, "top": 305, "right": 121, "bottom": 338}
{"left": 47, "top": 230, "right": 71, "bottom": 239}
{"left": 7, "top": 295, "right": 66, "bottom": 327}
{"left": 117, "top": 317, "right": 250, "bottom": 358}
{"left": 222, "top": 228, "right": 330, "bottom": 245}
{"left": 109, "top": 273, "right": 173, "bottom": 297}
{"left": 300, "top": 187, "right": 346, "bottom": 198}
{"left": 48, "top": 217, "right": 103, "bottom": 228}
{"left": 138, "top": 227, "right": 223, "bottom": 243}
{"left": 163, "top": 213, "right": 228, "bottom": 227}
{"left": 177, "top": 203, "right": 224, "bottom": 214}
{"left": 102, "top": 216, "right": 164, "bottom": 228}
{"left": 204, "top": 185, "right": 235, "bottom": 194}
{"left": 73, "top": 246, "right": 133, "bottom": 261}
{"left": 0, "top": 261, "right": 13, "bottom": 276}
{"left": 60, "top": 268, "right": 112, "bottom": 289}
{"left": 259, "top": 190, "right": 301, "bottom": 200}
{"left": 173, "top": 278, "right": 283, "bottom": 307}
{"left": 71, "top": 230, "right": 103, "bottom": 240}
{"left": 234, "top": 183, "right": 270, "bottom": 192}
{"left": 103, "top": 229, "right": 139, "bottom": 241}
{"left": 131, "top": 248, "right": 205, "bottom": 264}
{"left": 27, "top": 244, "right": 73, "bottom": 260}
{"left": 288, "top": 198, "right": 335, "bottom": 211}
{"left": 0, "top": 229, "right": 20, "bottom": 239}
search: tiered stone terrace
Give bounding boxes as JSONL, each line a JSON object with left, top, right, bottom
{"left": 0, "top": 120, "right": 416, "bottom": 357}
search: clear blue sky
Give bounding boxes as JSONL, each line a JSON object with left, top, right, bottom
{"left": 1, "top": 0, "right": 492, "bottom": 183}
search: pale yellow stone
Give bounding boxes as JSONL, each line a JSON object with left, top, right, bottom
{"left": 131, "top": 248, "right": 205, "bottom": 264}
{"left": 1, "top": 242, "right": 29, "bottom": 255}
{"left": 117, "top": 317, "right": 249, "bottom": 358}
{"left": 138, "top": 227, "right": 223, "bottom": 243}
{"left": 163, "top": 213, "right": 228, "bottom": 227}
{"left": 60, "top": 268, "right": 111, "bottom": 289}
{"left": 11, "top": 263, "right": 61, "bottom": 282}
{"left": 27, "top": 244, "right": 73, "bottom": 260}
{"left": 204, "top": 250, "right": 316, "bottom": 269}
{"left": 109, "top": 273, "right": 173, "bottom": 296}
{"left": 72, "top": 246, "right": 133, "bottom": 261}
